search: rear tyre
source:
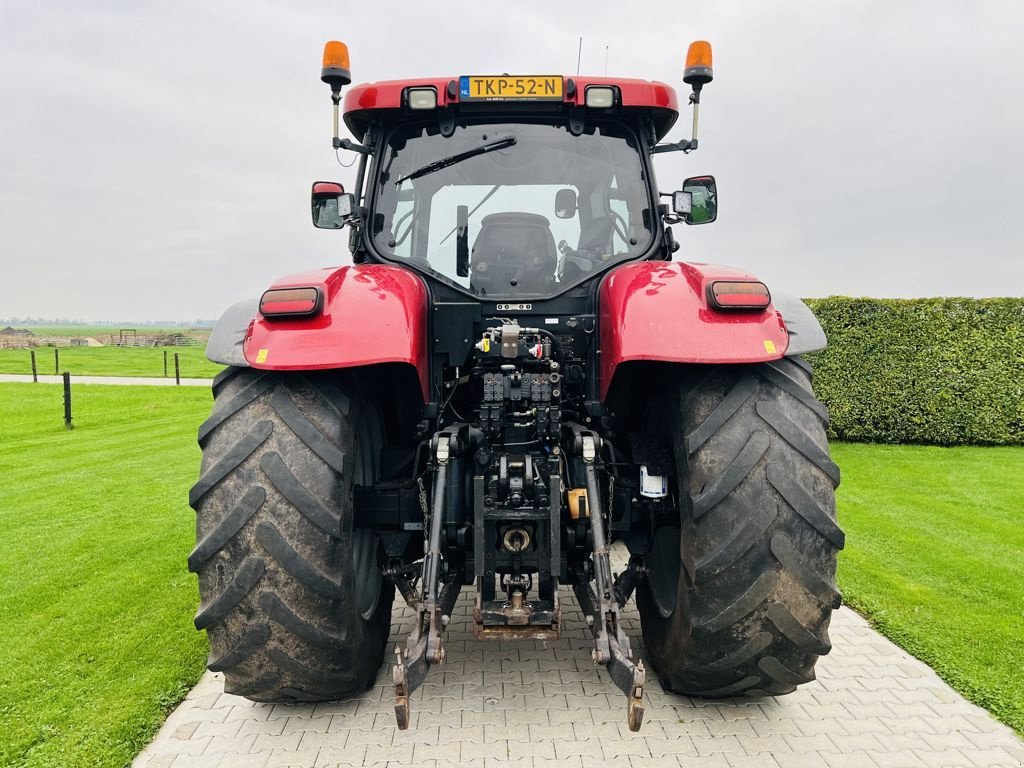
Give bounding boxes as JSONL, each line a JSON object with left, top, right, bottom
{"left": 637, "top": 357, "right": 844, "bottom": 696}
{"left": 189, "top": 368, "right": 394, "bottom": 701}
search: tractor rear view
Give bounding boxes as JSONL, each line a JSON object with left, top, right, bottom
{"left": 191, "top": 40, "right": 843, "bottom": 732}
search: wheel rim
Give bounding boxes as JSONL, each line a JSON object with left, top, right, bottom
{"left": 647, "top": 526, "right": 680, "bottom": 619}
{"left": 352, "top": 404, "right": 385, "bottom": 621}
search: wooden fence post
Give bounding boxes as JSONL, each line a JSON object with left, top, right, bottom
{"left": 174, "top": 353, "right": 180, "bottom": 385}
{"left": 31, "top": 350, "right": 37, "bottom": 382}
{"left": 63, "top": 372, "right": 73, "bottom": 430}
{"left": 54, "top": 348, "right": 59, "bottom": 375}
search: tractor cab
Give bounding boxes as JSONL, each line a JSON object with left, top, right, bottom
{"left": 312, "top": 46, "right": 719, "bottom": 302}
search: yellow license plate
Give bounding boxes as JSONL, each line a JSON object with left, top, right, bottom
{"left": 459, "top": 75, "right": 564, "bottom": 101}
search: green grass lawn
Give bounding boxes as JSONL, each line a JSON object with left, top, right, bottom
{"left": 0, "top": 383, "right": 1020, "bottom": 768}
{"left": 833, "top": 442, "right": 1024, "bottom": 734}
{"left": 0, "top": 346, "right": 222, "bottom": 379}
{"left": 0, "top": 383, "right": 212, "bottom": 768}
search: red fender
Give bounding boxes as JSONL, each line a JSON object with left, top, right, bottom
{"left": 599, "top": 262, "right": 789, "bottom": 400}
{"left": 244, "top": 265, "right": 429, "bottom": 401}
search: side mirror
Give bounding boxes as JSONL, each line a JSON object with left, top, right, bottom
{"left": 675, "top": 175, "right": 717, "bottom": 225}
{"left": 311, "top": 181, "right": 353, "bottom": 229}
{"left": 554, "top": 188, "right": 577, "bottom": 219}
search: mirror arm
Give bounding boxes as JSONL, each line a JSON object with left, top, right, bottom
{"left": 652, "top": 139, "right": 697, "bottom": 155}
{"left": 333, "top": 137, "right": 372, "bottom": 155}
{"left": 652, "top": 84, "right": 704, "bottom": 155}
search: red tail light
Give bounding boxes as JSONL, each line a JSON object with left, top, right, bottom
{"left": 259, "top": 287, "right": 322, "bottom": 318}
{"left": 708, "top": 281, "right": 771, "bottom": 310}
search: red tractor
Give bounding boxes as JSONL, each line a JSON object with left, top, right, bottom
{"left": 192, "top": 40, "right": 843, "bottom": 732}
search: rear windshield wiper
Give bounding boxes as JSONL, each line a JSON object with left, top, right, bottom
{"left": 395, "top": 136, "right": 516, "bottom": 185}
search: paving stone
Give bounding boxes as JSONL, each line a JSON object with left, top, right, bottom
{"left": 864, "top": 749, "right": 929, "bottom": 768}
{"left": 250, "top": 733, "right": 302, "bottom": 754}
{"left": 217, "top": 753, "right": 271, "bottom": 768}
{"left": 507, "top": 738, "right": 556, "bottom": 759}
{"left": 644, "top": 737, "right": 698, "bottom": 757}
{"left": 169, "top": 754, "right": 222, "bottom": 768}
{"left": 911, "top": 749, "right": 974, "bottom": 767}
{"left": 460, "top": 740, "right": 509, "bottom": 760}
{"left": 553, "top": 738, "right": 603, "bottom": 758}
{"left": 818, "top": 751, "right": 882, "bottom": 768}
{"left": 691, "top": 735, "right": 745, "bottom": 756}
{"left": 131, "top": 548, "right": 1024, "bottom": 768}
{"left": 723, "top": 755, "right": 781, "bottom": 768}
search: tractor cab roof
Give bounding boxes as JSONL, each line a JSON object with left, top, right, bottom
{"left": 342, "top": 76, "right": 680, "bottom": 142}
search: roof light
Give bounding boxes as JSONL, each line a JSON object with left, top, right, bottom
{"left": 260, "top": 287, "right": 322, "bottom": 318}
{"left": 585, "top": 86, "right": 615, "bottom": 108}
{"left": 407, "top": 87, "right": 437, "bottom": 110}
{"left": 321, "top": 41, "right": 351, "bottom": 88}
{"left": 684, "top": 41, "right": 713, "bottom": 86}
{"left": 708, "top": 281, "right": 770, "bottom": 310}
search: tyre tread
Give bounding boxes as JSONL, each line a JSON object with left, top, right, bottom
{"left": 189, "top": 420, "right": 273, "bottom": 507}
{"left": 188, "top": 487, "right": 265, "bottom": 572}
{"left": 193, "top": 556, "right": 265, "bottom": 630}
{"left": 270, "top": 389, "right": 348, "bottom": 475}
{"left": 638, "top": 357, "right": 843, "bottom": 698}
{"left": 690, "top": 431, "right": 770, "bottom": 518}
{"left": 254, "top": 521, "right": 343, "bottom": 599}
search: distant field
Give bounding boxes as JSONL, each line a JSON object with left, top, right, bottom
{"left": 0, "top": 345, "right": 223, "bottom": 379}
{"left": 0, "top": 383, "right": 212, "bottom": 768}
{"left": 4, "top": 325, "right": 211, "bottom": 338}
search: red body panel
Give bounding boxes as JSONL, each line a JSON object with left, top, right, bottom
{"left": 343, "top": 77, "right": 679, "bottom": 139}
{"left": 243, "top": 265, "right": 429, "bottom": 400}
{"left": 598, "top": 262, "right": 789, "bottom": 399}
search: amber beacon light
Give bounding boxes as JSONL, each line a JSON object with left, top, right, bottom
{"left": 684, "top": 41, "right": 714, "bottom": 86}
{"left": 321, "top": 41, "right": 352, "bottom": 149}
{"left": 321, "top": 41, "right": 351, "bottom": 87}
{"left": 673, "top": 40, "right": 714, "bottom": 153}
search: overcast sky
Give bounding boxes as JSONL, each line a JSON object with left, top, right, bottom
{"left": 1, "top": 1, "right": 1021, "bottom": 322}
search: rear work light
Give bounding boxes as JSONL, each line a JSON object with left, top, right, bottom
{"left": 259, "top": 287, "right": 322, "bottom": 318}
{"left": 585, "top": 86, "right": 616, "bottom": 108}
{"left": 406, "top": 87, "right": 437, "bottom": 110}
{"left": 708, "top": 281, "right": 771, "bottom": 310}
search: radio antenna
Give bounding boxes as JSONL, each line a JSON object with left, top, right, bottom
{"left": 604, "top": 45, "right": 609, "bottom": 76}
{"left": 576, "top": 37, "right": 583, "bottom": 75}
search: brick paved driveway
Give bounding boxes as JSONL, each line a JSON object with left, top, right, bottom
{"left": 134, "top": 548, "right": 1024, "bottom": 768}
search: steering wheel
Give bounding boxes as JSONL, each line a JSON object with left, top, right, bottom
{"left": 557, "top": 239, "right": 598, "bottom": 281}
{"left": 391, "top": 210, "right": 415, "bottom": 247}
{"left": 610, "top": 211, "right": 630, "bottom": 245}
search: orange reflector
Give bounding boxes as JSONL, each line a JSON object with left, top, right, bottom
{"left": 684, "top": 40, "right": 714, "bottom": 86}
{"left": 321, "top": 41, "right": 351, "bottom": 87}
{"left": 709, "top": 281, "right": 770, "bottom": 310}
{"left": 260, "top": 287, "right": 321, "bottom": 318}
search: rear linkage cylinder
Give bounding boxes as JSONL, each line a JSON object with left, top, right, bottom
{"left": 392, "top": 427, "right": 466, "bottom": 729}
{"left": 566, "top": 424, "right": 646, "bottom": 732}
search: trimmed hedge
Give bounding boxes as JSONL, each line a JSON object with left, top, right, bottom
{"left": 804, "top": 298, "right": 1024, "bottom": 445}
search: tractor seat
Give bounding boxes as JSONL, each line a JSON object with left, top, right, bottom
{"left": 470, "top": 213, "right": 558, "bottom": 295}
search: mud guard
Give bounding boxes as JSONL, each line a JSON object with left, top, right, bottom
{"left": 598, "top": 262, "right": 825, "bottom": 399}
{"left": 206, "top": 298, "right": 259, "bottom": 368}
{"left": 770, "top": 292, "right": 827, "bottom": 356}
{"left": 205, "top": 265, "right": 430, "bottom": 400}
